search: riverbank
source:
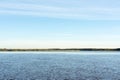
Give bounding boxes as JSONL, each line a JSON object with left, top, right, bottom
{"left": 0, "top": 48, "right": 120, "bottom": 52}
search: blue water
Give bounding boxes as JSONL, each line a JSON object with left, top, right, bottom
{"left": 0, "top": 52, "right": 120, "bottom": 80}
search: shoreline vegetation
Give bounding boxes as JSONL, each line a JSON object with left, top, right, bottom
{"left": 0, "top": 48, "right": 120, "bottom": 52}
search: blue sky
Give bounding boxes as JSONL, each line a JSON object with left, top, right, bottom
{"left": 0, "top": 0, "right": 120, "bottom": 48}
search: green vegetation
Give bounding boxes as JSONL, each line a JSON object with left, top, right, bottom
{"left": 0, "top": 48, "right": 120, "bottom": 51}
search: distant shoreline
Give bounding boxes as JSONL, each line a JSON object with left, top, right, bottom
{"left": 0, "top": 48, "right": 120, "bottom": 52}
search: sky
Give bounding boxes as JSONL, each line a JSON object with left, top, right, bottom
{"left": 0, "top": 0, "right": 120, "bottom": 48}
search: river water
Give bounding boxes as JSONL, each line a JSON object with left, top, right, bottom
{"left": 0, "top": 52, "right": 120, "bottom": 80}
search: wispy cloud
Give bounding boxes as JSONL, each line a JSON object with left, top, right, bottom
{"left": 0, "top": 1, "right": 120, "bottom": 20}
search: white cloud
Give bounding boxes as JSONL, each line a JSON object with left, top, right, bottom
{"left": 0, "top": 2, "right": 120, "bottom": 20}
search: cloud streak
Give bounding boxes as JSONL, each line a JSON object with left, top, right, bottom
{"left": 0, "top": 1, "right": 120, "bottom": 20}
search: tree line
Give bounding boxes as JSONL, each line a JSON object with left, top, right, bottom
{"left": 0, "top": 48, "right": 120, "bottom": 51}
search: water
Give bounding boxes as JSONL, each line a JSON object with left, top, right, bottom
{"left": 0, "top": 52, "right": 120, "bottom": 80}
